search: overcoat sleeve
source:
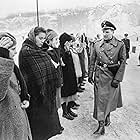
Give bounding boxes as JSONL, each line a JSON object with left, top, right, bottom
{"left": 88, "top": 45, "right": 97, "bottom": 78}
{"left": 114, "top": 42, "right": 126, "bottom": 82}
{"left": 0, "top": 57, "right": 14, "bottom": 101}
{"left": 14, "top": 64, "right": 30, "bottom": 101}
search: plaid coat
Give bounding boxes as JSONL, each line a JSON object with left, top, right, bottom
{"left": 19, "top": 39, "right": 59, "bottom": 100}
{"left": 19, "top": 38, "right": 61, "bottom": 140}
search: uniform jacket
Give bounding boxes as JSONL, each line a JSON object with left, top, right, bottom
{"left": 89, "top": 37, "right": 126, "bottom": 82}
{"left": 89, "top": 36, "right": 126, "bottom": 121}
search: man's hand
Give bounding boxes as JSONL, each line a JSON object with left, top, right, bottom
{"left": 88, "top": 77, "right": 94, "bottom": 85}
{"left": 21, "top": 100, "right": 29, "bottom": 109}
{"left": 0, "top": 37, "right": 13, "bottom": 49}
{"left": 111, "top": 79, "right": 120, "bottom": 88}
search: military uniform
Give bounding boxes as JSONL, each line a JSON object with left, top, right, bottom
{"left": 89, "top": 35, "right": 126, "bottom": 121}
{"left": 122, "top": 37, "right": 130, "bottom": 59}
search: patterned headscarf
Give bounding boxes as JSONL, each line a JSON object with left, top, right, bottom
{"left": 28, "top": 28, "right": 36, "bottom": 43}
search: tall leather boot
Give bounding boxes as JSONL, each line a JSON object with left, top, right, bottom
{"left": 93, "top": 121, "right": 105, "bottom": 135}
{"left": 61, "top": 103, "right": 74, "bottom": 120}
{"left": 105, "top": 113, "right": 111, "bottom": 126}
{"left": 67, "top": 102, "right": 78, "bottom": 117}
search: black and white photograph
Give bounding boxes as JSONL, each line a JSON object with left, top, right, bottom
{"left": 0, "top": 0, "right": 140, "bottom": 140}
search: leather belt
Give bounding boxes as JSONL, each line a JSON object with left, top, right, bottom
{"left": 97, "top": 62, "right": 119, "bottom": 68}
{"left": 97, "top": 62, "right": 107, "bottom": 68}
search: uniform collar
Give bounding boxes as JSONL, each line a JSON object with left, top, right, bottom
{"left": 109, "top": 37, "right": 118, "bottom": 47}
{"left": 99, "top": 36, "right": 118, "bottom": 47}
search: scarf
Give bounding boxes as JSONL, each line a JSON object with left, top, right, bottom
{"left": 19, "top": 28, "right": 59, "bottom": 112}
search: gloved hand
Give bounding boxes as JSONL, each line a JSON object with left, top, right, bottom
{"left": 111, "top": 79, "right": 120, "bottom": 88}
{"left": 88, "top": 77, "right": 94, "bottom": 85}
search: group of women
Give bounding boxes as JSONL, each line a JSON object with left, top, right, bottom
{"left": 0, "top": 26, "right": 89, "bottom": 140}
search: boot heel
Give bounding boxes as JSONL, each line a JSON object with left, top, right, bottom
{"left": 93, "top": 121, "right": 105, "bottom": 135}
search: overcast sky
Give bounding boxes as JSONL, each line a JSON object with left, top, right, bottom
{"left": 0, "top": 0, "right": 137, "bottom": 18}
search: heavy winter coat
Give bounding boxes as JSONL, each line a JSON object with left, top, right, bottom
{"left": 61, "top": 50, "right": 77, "bottom": 97}
{"left": 0, "top": 57, "right": 32, "bottom": 140}
{"left": 89, "top": 37, "right": 126, "bottom": 121}
{"left": 19, "top": 29, "right": 61, "bottom": 140}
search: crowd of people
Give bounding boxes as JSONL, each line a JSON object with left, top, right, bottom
{"left": 0, "top": 20, "right": 130, "bottom": 140}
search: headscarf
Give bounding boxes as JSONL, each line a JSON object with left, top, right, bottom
{"left": 28, "top": 28, "right": 36, "bottom": 44}
{"left": 0, "top": 32, "right": 17, "bottom": 48}
{"left": 46, "top": 30, "right": 58, "bottom": 42}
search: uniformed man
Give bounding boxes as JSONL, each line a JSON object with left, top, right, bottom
{"left": 88, "top": 20, "right": 126, "bottom": 135}
{"left": 122, "top": 33, "right": 130, "bottom": 63}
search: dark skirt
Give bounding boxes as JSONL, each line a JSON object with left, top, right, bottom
{"left": 27, "top": 85, "right": 61, "bottom": 140}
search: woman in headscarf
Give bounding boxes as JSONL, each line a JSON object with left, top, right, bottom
{"left": 0, "top": 32, "right": 32, "bottom": 140}
{"left": 59, "top": 32, "right": 78, "bottom": 120}
{"left": 42, "top": 29, "right": 63, "bottom": 110}
{"left": 18, "top": 27, "right": 63, "bottom": 140}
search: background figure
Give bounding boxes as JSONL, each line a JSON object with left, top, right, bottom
{"left": 70, "top": 36, "right": 84, "bottom": 93}
{"left": 59, "top": 32, "right": 78, "bottom": 120}
{"left": 88, "top": 21, "right": 126, "bottom": 135}
{"left": 0, "top": 32, "right": 32, "bottom": 140}
{"left": 122, "top": 33, "right": 130, "bottom": 64}
{"left": 138, "top": 53, "right": 140, "bottom": 66}
{"left": 19, "top": 27, "right": 62, "bottom": 140}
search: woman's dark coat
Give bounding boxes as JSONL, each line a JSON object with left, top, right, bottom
{"left": 18, "top": 29, "right": 61, "bottom": 140}
{"left": 61, "top": 50, "right": 77, "bottom": 97}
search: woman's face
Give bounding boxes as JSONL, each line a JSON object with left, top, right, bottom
{"left": 50, "top": 36, "right": 60, "bottom": 48}
{"left": 35, "top": 32, "right": 46, "bottom": 47}
{"left": 9, "top": 45, "right": 17, "bottom": 58}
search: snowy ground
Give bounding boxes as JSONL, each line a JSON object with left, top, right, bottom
{"left": 49, "top": 44, "right": 140, "bottom": 140}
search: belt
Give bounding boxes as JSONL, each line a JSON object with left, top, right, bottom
{"left": 97, "top": 62, "right": 107, "bottom": 68}
{"left": 97, "top": 62, "right": 119, "bottom": 68}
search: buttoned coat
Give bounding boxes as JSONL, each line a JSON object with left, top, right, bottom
{"left": 89, "top": 36, "right": 126, "bottom": 121}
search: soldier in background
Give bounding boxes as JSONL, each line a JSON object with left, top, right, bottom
{"left": 122, "top": 33, "right": 130, "bottom": 64}
{"left": 88, "top": 21, "right": 126, "bottom": 135}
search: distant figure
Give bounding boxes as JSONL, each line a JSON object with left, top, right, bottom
{"left": 138, "top": 53, "right": 140, "bottom": 66}
{"left": 122, "top": 33, "right": 130, "bottom": 63}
